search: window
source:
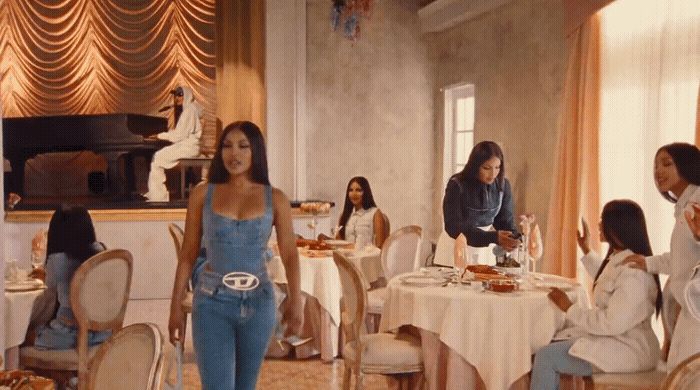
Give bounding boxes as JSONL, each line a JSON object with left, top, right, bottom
{"left": 443, "top": 84, "right": 475, "bottom": 185}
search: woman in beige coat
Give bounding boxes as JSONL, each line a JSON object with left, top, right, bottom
{"left": 530, "top": 200, "right": 662, "bottom": 390}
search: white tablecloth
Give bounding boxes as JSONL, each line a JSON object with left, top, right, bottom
{"left": 379, "top": 272, "right": 588, "bottom": 390}
{"left": 267, "top": 247, "right": 382, "bottom": 326}
{"left": 4, "top": 288, "right": 45, "bottom": 349}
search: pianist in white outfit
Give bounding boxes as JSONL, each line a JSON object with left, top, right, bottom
{"left": 145, "top": 86, "right": 203, "bottom": 202}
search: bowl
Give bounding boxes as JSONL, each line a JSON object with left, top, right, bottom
{"left": 486, "top": 280, "right": 518, "bottom": 293}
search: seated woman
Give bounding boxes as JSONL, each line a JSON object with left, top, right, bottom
{"left": 330, "top": 176, "right": 387, "bottom": 248}
{"left": 32, "top": 204, "right": 111, "bottom": 349}
{"left": 530, "top": 200, "right": 662, "bottom": 389}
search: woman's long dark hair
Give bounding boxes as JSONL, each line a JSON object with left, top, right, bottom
{"left": 208, "top": 121, "right": 270, "bottom": 185}
{"left": 452, "top": 141, "right": 505, "bottom": 189}
{"left": 46, "top": 204, "right": 100, "bottom": 264}
{"left": 597, "top": 200, "right": 662, "bottom": 315}
{"left": 656, "top": 143, "right": 700, "bottom": 202}
{"left": 338, "top": 176, "right": 377, "bottom": 240}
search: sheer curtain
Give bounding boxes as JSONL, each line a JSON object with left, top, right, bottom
{"left": 599, "top": 0, "right": 700, "bottom": 342}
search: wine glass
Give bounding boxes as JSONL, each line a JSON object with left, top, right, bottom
{"left": 31, "top": 252, "right": 44, "bottom": 270}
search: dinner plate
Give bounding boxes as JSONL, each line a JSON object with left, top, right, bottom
{"left": 323, "top": 239, "right": 353, "bottom": 247}
{"left": 533, "top": 280, "right": 577, "bottom": 291}
{"left": 5, "top": 278, "right": 45, "bottom": 292}
{"left": 399, "top": 274, "right": 448, "bottom": 287}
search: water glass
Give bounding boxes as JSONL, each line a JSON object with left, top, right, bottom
{"left": 31, "top": 252, "right": 44, "bottom": 269}
{"left": 5, "top": 258, "right": 18, "bottom": 281}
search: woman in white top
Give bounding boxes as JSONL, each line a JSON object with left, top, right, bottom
{"left": 623, "top": 143, "right": 700, "bottom": 371}
{"left": 531, "top": 200, "right": 662, "bottom": 390}
{"left": 335, "top": 176, "right": 387, "bottom": 248}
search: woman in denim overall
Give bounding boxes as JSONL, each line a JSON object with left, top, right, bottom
{"left": 168, "top": 121, "right": 303, "bottom": 389}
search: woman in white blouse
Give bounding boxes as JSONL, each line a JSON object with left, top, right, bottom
{"left": 334, "top": 176, "right": 387, "bottom": 248}
{"left": 531, "top": 200, "right": 662, "bottom": 390}
{"left": 622, "top": 142, "right": 700, "bottom": 371}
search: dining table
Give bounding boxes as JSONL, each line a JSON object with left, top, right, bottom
{"left": 4, "top": 279, "right": 47, "bottom": 369}
{"left": 379, "top": 270, "right": 589, "bottom": 390}
{"left": 267, "top": 245, "right": 382, "bottom": 361}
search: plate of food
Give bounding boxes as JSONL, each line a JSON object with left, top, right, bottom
{"left": 5, "top": 278, "right": 45, "bottom": 292}
{"left": 484, "top": 279, "right": 519, "bottom": 293}
{"left": 323, "top": 239, "right": 353, "bottom": 248}
{"left": 399, "top": 274, "right": 449, "bottom": 287}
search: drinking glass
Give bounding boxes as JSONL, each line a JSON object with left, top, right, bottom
{"left": 6, "top": 258, "right": 18, "bottom": 282}
{"left": 31, "top": 252, "right": 44, "bottom": 270}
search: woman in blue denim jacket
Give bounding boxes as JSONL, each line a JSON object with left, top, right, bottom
{"left": 168, "top": 121, "right": 303, "bottom": 390}
{"left": 33, "top": 204, "right": 110, "bottom": 349}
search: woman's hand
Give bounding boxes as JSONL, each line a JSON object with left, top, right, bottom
{"left": 548, "top": 287, "right": 573, "bottom": 312}
{"left": 282, "top": 294, "right": 303, "bottom": 336}
{"left": 685, "top": 203, "right": 700, "bottom": 241}
{"left": 168, "top": 304, "right": 185, "bottom": 345}
{"left": 577, "top": 218, "right": 591, "bottom": 254}
{"left": 620, "top": 254, "right": 647, "bottom": 272}
{"left": 497, "top": 230, "right": 519, "bottom": 251}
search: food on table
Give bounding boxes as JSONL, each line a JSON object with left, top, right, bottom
{"left": 295, "top": 238, "right": 331, "bottom": 251}
{"left": 486, "top": 280, "right": 518, "bottom": 293}
{"left": 465, "top": 264, "right": 500, "bottom": 275}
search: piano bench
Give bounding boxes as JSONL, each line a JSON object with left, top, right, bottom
{"left": 176, "top": 156, "right": 211, "bottom": 199}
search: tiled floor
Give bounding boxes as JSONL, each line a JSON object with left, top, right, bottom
{"left": 181, "top": 356, "right": 389, "bottom": 389}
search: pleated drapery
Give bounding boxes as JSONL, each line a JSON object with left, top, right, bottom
{"left": 542, "top": 15, "right": 602, "bottom": 278}
{"left": 215, "top": 0, "right": 266, "bottom": 136}
{"left": 0, "top": 0, "right": 217, "bottom": 151}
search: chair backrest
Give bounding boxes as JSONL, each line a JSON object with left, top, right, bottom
{"left": 380, "top": 225, "right": 423, "bottom": 280}
{"left": 70, "top": 249, "right": 133, "bottom": 389}
{"left": 380, "top": 212, "right": 390, "bottom": 241}
{"left": 664, "top": 352, "right": 700, "bottom": 390}
{"left": 333, "top": 251, "right": 367, "bottom": 348}
{"left": 88, "top": 323, "right": 163, "bottom": 390}
{"left": 168, "top": 223, "right": 185, "bottom": 260}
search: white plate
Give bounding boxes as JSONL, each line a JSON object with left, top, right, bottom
{"left": 324, "top": 239, "right": 352, "bottom": 247}
{"left": 5, "top": 278, "right": 45, "bottom": 292}
{"left": 399, "top": 274, "right": 448, "bottom": 287}
{"left": 533, "top": 280, "right": 576, "bottom": 291}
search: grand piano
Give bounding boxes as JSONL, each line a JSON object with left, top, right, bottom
{"left": 3, "top": 113, "right": 170, "bottom": 198}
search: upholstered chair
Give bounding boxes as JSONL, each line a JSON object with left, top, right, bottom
{"left": 88, "top": 323, "right": 163, "bottom": 390}
{"left": 20, "top": 249, "right": 134, "bottom": 390}
{"left": 333, "top": 251, "right": 423, "bottom": 390}
{"left": 167, "top": 223, "right": 193, "bottom": 351}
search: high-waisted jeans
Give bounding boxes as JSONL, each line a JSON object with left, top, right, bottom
{"left": 530, "top": 340, "right": 593, "bottom": 390}
{"left": 192, "top": 276, "right": 276, "bottom": 390}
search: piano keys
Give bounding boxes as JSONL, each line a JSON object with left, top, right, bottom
{"left": 2, "top": 113, "right": 170, "bottom": 198}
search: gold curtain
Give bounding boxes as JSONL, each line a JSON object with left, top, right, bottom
{"left": 542, "top": 15, "right": 602, "bottom": 278}
{"left": 696, "top": 83, "right": 700, "bottom": 147}
{"left": 564, "top": 0, "right": 615, "bottom": 36}
{"left": 0, "top": 0, "right": 217, "bottom": 151}
{"left": 215, "top": 0, "right": 266, "bottom": 137}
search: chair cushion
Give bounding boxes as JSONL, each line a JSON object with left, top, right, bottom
{"left": 367, "top": 288, "right": 386, "bottom": 314}
{"left": 20, "top": 345, "right": 99, "bottom": 371}
{"left": 590, "top": 370, "right": 666, "bottom": 388}
{"left": 344, "top": 333, "right": 423, "bottom": 375}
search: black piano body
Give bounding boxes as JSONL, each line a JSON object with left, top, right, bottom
{"left": 2, "top": 113, "right": 170, "bottom": 198}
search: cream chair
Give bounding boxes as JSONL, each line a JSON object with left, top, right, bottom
{"left": 88, "top": 323, "right": 163, "bottom": 390}
{"left": 366, "top": 225, "right": 422, "bottom": 332}
{"left": 379, "top": 211, "right": 390, "bottom": 245}
{"left": 663, "top": 353, "right": 700, "bottom": 390}
{"left": 167, "top": 223, "right": 193, "bottom": 350}
{"left": 333, "top": 251, "right": 423, "bottom": 390}
{"left": 583, "top": 370, "right": 667, "bottom": 390}
{"left": 20, "top": 249, "right": 134, "bottom": 390}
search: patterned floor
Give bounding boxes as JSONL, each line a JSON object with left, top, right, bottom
{"left": 181, "top": 354, "right": 388, "bottom": 389}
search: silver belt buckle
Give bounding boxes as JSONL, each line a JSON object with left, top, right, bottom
{"left": 222, "top": 272, "right": 260, "bottom": 291}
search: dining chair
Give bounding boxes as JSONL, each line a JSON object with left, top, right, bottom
{"left": 366, "top": 225, "right": 422, "bottom": 333}
{"left": 87, "top": 323, "right": 163, "bottom": 390}
{"left": 20, "top": 249, "right": 134, "bottom": 390}
{"left": 662, "top": 352, "right": 700, "bottom": 390}
{"left": 380, "top": 211, "right": 390, "bottom": 245}
{"left": 583, "top": 369, "right": 667, "bottom": 390}
{"left": 332, "top": 251, "right": 423, "bottom": 390}
{"left": 167, "top": 223, "right": 192, "bottom": 350}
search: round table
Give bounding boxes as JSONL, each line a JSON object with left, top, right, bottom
{"left": 4, "top": 286, "right": 46, "bottom": 369}
{"left": 267, "top": 246, "right": 382, "bottom": 360}
{"left": 379, "top": 272, "right": 588, "bottom": 390}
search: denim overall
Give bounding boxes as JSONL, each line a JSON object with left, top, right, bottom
{"left": 192, "top": 184, "right": 276, "bottom": 390}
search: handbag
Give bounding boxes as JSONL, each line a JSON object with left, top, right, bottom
{"left": 162, "top": 341, "right": 184, "bottom": 390}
